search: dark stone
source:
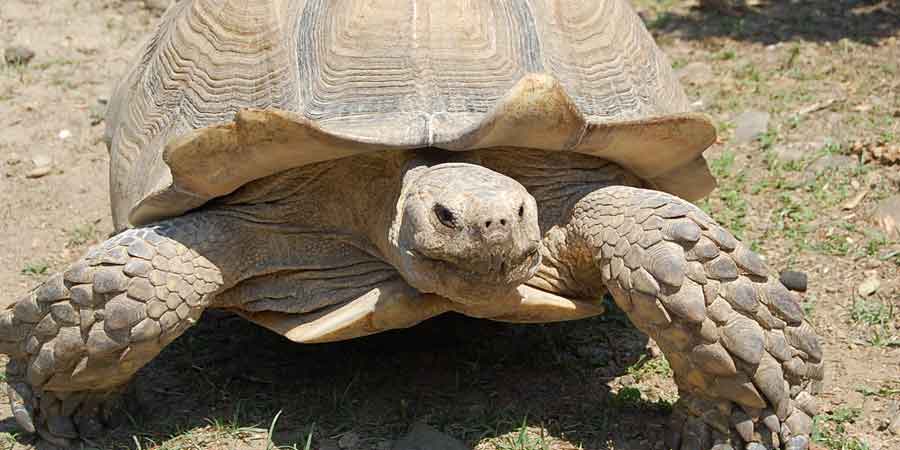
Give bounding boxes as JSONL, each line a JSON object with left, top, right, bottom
{"left": 779, "top": 270, "right": 808, "bottom": 292}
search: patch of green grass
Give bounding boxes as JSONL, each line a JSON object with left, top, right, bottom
{"left": 610, "top": 387, "right": 643, "bottom": 407}
{"left": 807, "top": 173, "right": 852, "bottom": 209}
{"left": 769, "top": 193, "right": 815, "bottom": 246}
{"left": 608, "top": 386, "right": 673, "bottom": 412}
{"left": 671, "top": 58, "right": 687, "bottom": 70}
{"left": 851, "top": 298, "right": 892, "bottom": 326}
{"left": 702, "top": 151, "right": 751, "bottom": 239}
{"left": 850, "top": 298, "right": 898, "bottom": 347}
{"left": 21, "top": 261, "right": 49, "bottom": 277}
{"left": 758, "top": 129, "right": 778, "bottom": 151}
{"left": 67, "top": 222, "right": 99, "bottom": 247}
{"left": 709, "top": 150, "right": 736, "bottom": 179}
{"left": 784, "top": 45, "right": 802, "bottom": 69}
{"left": 816, "top": 234, "right": 852, "bottom": 256}
{"left": 205, "top": 416, "right": 259, "bottom": 441}
{"left": 802, "top": 295, "right": 816, "bottom": 316}
{"left": 494, "top": 419, "right": 551, "bottom": 450}
{"left": 735, "top": 62, "right": 763, "bottom": 84}
{"left": 714, "top": 185, "right": 749, "bottom": 239}
{"left": 0, "top": 432, "right": 19, "bottom": 449}
{"left": 820, "top": 141, "right": 847, "bottom": 156}
{"left": 855, "top": 382, "right": 900, "bottom": 398}
{"left": 626, "top": 355, "right": 672, "bottom": 382}
{"left": 813, "top": 407, "right": 871, "bottom": 450}
{"left": 715, "top": 49, "right": 736, "bottom": 61}
{"left": 647, "top": 12, "right": 675, "bottom": 30}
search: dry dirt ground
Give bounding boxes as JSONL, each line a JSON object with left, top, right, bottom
{"left": 0, "top": 1, "right": 898, "bottom": 449}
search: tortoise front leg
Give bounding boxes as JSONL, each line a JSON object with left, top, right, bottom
{"left": 0, "top": 214, "right": 227, "bottom": 446}
{"left": 564, "top": 186, "right": 822, "bottom": 450}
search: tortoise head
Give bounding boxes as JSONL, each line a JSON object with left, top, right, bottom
{"left": 392, "top": 159, "right": 542, "bottom": 304}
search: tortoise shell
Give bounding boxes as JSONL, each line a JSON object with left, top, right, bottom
{"left": 104, "top": 0, "right": 716, "bottom": 229}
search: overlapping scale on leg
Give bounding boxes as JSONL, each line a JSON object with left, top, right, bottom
{"left": 572, "top": 186, "right": 822, "bottom": 450}
{"left": 0, "top": 219, "right": 223, "bottom": 445}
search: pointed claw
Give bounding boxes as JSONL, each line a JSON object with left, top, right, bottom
{"left": 7, "top": 383, "right": 35, "bottom": 433}
{"left": 11, "top": 401, "right": 35, "bottom": 434}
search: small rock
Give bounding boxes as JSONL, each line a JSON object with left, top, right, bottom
{"left": 619, "top": 374, "right": 636, "bottom": 386}
{"left": 780, "top": 271, "right": 808, "bottom": 292}
{"left": 25, "top": 166, "right": 52, "bottom": 179}
{"left": 873, "top": 195, "right": 900, "bottom": 239}
{"left": 857, "top": 277, "right": 880, "bottom": 296}
{"left": 4, "top": 45, "right": 35, "bottom": 65}
{"left": 58, "top": 129, "right": 72, "bottom": 140}
{"left": 338, "top": 431, "right": 360, "bottom": 449}
{"left": 732, "top": 111, "right": 770, "bottom": 144}
{"left": 676, "top": 62, "right": 714, "bottom": 86}
{"left": 32, "top": 155, "right": 52, "bottom": 167}
{"left": 392, "top": 423, "right": 468, "bottom": 450}
{"left": 6, "top": 154, "right": 22, "bottom": 165}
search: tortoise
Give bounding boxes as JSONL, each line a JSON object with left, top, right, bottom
{"left": 1, "top": 0, "right": 823, "bottom": 448}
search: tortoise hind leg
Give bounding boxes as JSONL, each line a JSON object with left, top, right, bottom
{"left": 565, "top": 186, "right": 822, "bottom": 450}
{"left": 0, "top": 215, "right": 225, "bottom": 446}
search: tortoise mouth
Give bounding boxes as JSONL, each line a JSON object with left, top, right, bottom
{"left": 404, "top": 245, "right": 542, "bottom": 302}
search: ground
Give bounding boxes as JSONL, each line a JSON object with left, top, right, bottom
{"left": 0, "top": 0, "right": 898, "bottom": 449}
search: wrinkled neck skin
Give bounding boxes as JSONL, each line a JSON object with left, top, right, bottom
{"left": 383, "top": 150, "right": 543, "bottom": 305}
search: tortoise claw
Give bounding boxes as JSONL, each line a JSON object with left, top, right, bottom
{"left": 5, "top": 372, "right": 127, "bottom": 447}
{"left": 8, "top": 382, "right": 36, "bottom": 433}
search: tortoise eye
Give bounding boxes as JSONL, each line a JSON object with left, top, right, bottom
{"left": 433, "top": 204, "right": 456, "bottom": 227}
{"left": 518, "top": 204, "right": 525, "bottom": 218}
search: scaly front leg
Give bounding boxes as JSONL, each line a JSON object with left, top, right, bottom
{"left": 0, "top": 214, "right": 227, "bottom": 446}
{"left": 566, "top": 186, "right": 822, "bottom": 450}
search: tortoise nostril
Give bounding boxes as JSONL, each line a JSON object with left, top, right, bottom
{"left": 500, "top": 219, "right": 506, "bottom": 226}
{"left": 485, "top": 220, "right": 492, "bottom": 228}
